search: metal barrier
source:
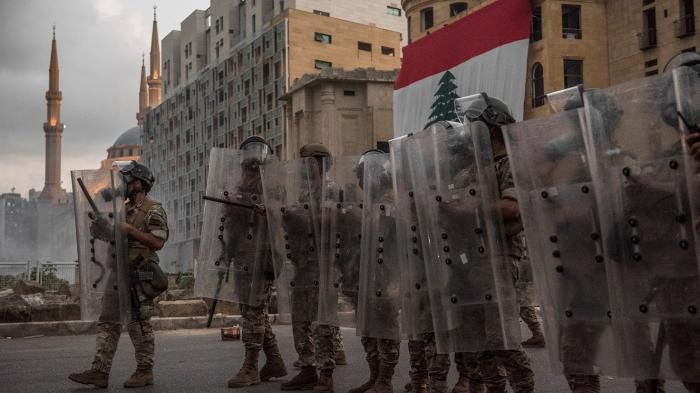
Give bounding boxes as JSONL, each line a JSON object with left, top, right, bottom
{"left": 0, "top": 261, "right": 77, "bottom": 292}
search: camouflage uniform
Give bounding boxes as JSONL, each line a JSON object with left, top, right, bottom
{"left": 92, "top": 197, "right": 168, "bottom": 374}
{"left": 239, "top": 278, "right": 277, "bottom": 353}
{"left": 468, "top": 152, "right": 534, "bottom": 393}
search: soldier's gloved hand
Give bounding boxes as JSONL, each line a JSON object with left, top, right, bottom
{"left": 685, "top": 133, "right": 700, "bottom": 163}
{"left": 254, "top": 203, "right": 267, "bottom": 216}
{"left": 89, "top": 215, "right": 114, "bottom": 242}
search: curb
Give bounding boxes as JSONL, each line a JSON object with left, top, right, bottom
{"left": 0, "top": 315, "right": 242, "bottom": 338}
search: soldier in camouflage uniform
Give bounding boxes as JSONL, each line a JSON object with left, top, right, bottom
{"left": 350, "top": 150, "right": 402, "bottom": 393}
{"left": 69, "top": 161, "right": 169, "bottom": 388}
{"left": 227, "top": 137, "right": 288, "bottom": 389}
{"left": 458, "top": 96, "right": 535, "bottom": 393}
{"left": 281, "top": 144, "right": 345, "bottom": 392}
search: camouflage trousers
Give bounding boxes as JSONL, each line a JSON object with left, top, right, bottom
{"left": 457, "top": 350, "right": 534, "bottom": 393}
{"left": 361, "top": 336, "right": 400, "bottom": 368}
{"left": 92, "top": 319, "right": 154, "bottom": 374}
{"left": 520, "top": 306, "right": 540, "bottom": 332}
{"left": 240, "top": 279, "right": 277, "bottom": 352}
{"left": 409, "top": 332, "right": 458, "bottom": 391}
{"left": 292, "top": 320, "right": 344, "bottom": 370}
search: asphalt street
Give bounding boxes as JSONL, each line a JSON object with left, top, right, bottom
{"left": 0, "top": 325, "right": 687, "bottom": 393}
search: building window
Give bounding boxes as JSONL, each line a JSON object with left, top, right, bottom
{"left": 314, "top": 60, "right": 332, "bottom": 70}
{"left": 408, "top": 16, "right": 412, "bottom": 42}
{"left": 313, "top": 9, "right": 330, "bottom": 17}
{"left": 314, "top": 32, "right": 332, "bottom": 44}
{"left": 450, "top": 2, "right": 468, "bottom": 17}
{"left": 252, "top": 14, "right": 256, "bottom": 33}
{"left": 344, "top": 90, "right": 356, "bottom": 96}
{"left": 676, "top": 0, "right": 696, "bottom": 38}
{"left": 531, "top": 6, "right": 543, "bottom": 42}
{"left": 421, "top": 7, "right": 434, "bottom": 31}
{"left": 562, "top": 4, "right": 582, "bottom": 39}
{"left": 387, "top": 6, "right": 402, "bottom": 16}
{"left": 532, "top": 63, "right": 544, "bottom": 108}
{"left": 381, "top": 46, "right": 396, "bottom": 56}
{"left": 358, "top": 41, "right": 372, "bottom": 52}
{"left": 639, "top": 8, "right": 657, "bottom": 49}
{"left": 563, "top": 59, "right": 583, "bottom": 88}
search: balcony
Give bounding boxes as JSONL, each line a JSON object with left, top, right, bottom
{"left": 675, "top": 14, "right": 696, "bottom": 38}
{"left": 638, "top": 29, "right": 657, "bottom": 50}
{"left": 562, "top": 27, "right": 582, "bottom": 40}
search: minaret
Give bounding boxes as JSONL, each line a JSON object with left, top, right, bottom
{"left": 147, "top": 5, "right": 162, "bottom": 107}
{"left": 39, "top": 26, "right": 67, "bottom": 203}
{"left": 137, "top": 54, "right": 149, "bottom": 126}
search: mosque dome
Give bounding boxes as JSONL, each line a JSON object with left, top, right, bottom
{"left": 106, "top": 126, "right": 142, "bottom": 160}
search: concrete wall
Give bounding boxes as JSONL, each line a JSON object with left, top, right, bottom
{"left": 286, "top": 9, "right": 402, "bottom": 84}
{"left": 284, "top": 71, "right": 397, "bottom": 159}
{"left": 162, "top": 31, "right": 181, "bottom": 99}
{"left": 289, "top": 0, "right": 408, "bottom": 48}
{"left": 180, "top": 10, "right": 209, "bottom": 86}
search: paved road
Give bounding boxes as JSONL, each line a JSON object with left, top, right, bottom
{"left": 0, "top": 325, "right": 686, "bottom": 393}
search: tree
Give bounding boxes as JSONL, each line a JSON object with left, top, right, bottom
{"left": 425, "top": 71, "right": 460, "bottom": 128}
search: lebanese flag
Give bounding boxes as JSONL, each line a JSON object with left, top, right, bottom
{"left": 394, "top": 0, "right": 531, "bottom": 136}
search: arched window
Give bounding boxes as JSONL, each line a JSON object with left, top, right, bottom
{"left": 532, "top": 63, "right": 544, "bottom": 108}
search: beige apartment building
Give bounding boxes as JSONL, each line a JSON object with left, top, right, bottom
{"left": 142, "top": 0, "right": 404, "bottom": 270}
{"left": 401, "top": 0, "right": 699, "bottom": 119}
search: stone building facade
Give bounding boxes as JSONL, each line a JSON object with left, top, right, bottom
{"left": 401, "top": 0, "right": 700, "bottom": 119}
{"left": 282, "top": 68, "right": 398, "bottom": 159}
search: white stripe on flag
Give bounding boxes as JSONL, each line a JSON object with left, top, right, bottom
{"left": 393, "top": 39, "right": 529, "bottom": 137}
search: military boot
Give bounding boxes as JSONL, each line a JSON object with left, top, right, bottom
{"left": 280, "top": 366, "right": 318, "bottom": 390}
{"left": 68, "top": 369, "right": 109, "bottom": 388}
{"left": 430, "top": 378, "right": 449, "bottom": 393}
{"left": 349, "top": 358, "right": 379, "bottom": 393}
{"left": 335, "top": 349, "right": 347, "bottom": 365}
{"left": 451, "top": 373, "right": 469, "bottom": 393}
{"left": 228, "top": 348, "right": 261, "bottom": 388}
{"left": 410, "top": 383, "right": 429, "bottom": 393}
{"left": 313, "top": 369, "right": 334, "bottom": 392}
{"left": 634, "top": 379, "right": 666, "bottom": 393}
{"left": 365, "top": 361, "right": 396, "bottom": 393}
{"left": 260, "top": 341, "right": 288, "bottom": 381}
{"left": 521, "top": 321, "right": 545, "bottom": 347}
{"left": 123, "top": 368, "right": 153, "bottom": 388}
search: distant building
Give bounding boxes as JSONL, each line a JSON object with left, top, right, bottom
{"left": 401, "top": 0, "right": 700, "bottom": 119}
{"left": 0, "top": 193, "right": 36, "bottom": 261}
{"left": 100, "top": 126, "right": 142, "bottom": 169}
{"left": 142, "top": 0, "right": 406, "bottom": 271}
{"left": 281, "top": 68, "right": 399, "bottom": 158}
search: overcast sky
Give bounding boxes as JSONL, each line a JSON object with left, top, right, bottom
{"left": 0, "top": 0, "right": 210, "bottom": 197}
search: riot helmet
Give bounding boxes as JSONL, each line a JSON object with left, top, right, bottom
{"left": 120, "top": 161, "right": 155, "bottom": 193}
{"left": 455, "top": 92, "right": 515, "bottom": 127}
{"left": 546, "top": 85, "right": 585, "bottom": 113}
{"left": 239, "top": 135, "right": 274, "bottom": 171}
{"left": 663, "top": 51, "right": 700, "bottom": 73}
{"left": 356, "top": 149, "right": 390, "bottom": 190}
{"left": 661, "top": 51, "right": 700, "bottom": 130}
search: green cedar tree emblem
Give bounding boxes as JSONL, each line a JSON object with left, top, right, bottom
{"left": 425, "top": 71, "right": 460, "bottom": 128}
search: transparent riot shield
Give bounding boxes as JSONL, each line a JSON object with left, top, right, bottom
{"left": 357, "top": 151, "right": 404, "bottom": 340}
{"left": 262, "top": 158, "right": 322, "bottom": 323}
{"left": 584, "top": 74, "right": 700, "bottom": 383}
{"left": 674, "top": 66, "right": 700, "bottom": 277}
{"left": 390, "top": 134, "right": 434, "bottom": 339}
{"left": 71, "top": 169, "right": 130, "bottom": 323}
{"left": 503, "top": 108, "right": 621, "bottom": 377}
{"left": 409, "top": 121, "right": 521, "bottom": 354}
{"left": 195, "top": 147, "right": 277, "bottom": 306}
{"left": 318, "top": 155, "right": 363, "bottom": 328}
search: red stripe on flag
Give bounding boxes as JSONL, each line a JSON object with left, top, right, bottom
{"left": 395, "top": 0, "right": 531, "bottom": 89}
